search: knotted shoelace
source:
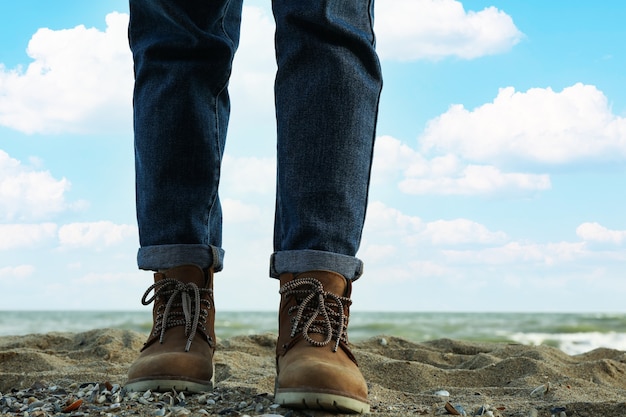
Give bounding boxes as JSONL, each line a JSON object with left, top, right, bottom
{"left": 141, "top": 278, "right": 212, "bottom": 351}
{"left": 279, "top": 277, "right": 351, "bottom": 352}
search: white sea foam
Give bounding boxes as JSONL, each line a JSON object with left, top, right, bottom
{"left": 508, "top": 331, "right": 626, "bottom": 355}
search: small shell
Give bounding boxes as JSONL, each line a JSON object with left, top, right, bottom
{"left": 474, "top": 405, "right": 489, "bottom": 415}
{"left": 170, "top": 406, "right": 191, "bottom": 416}
{"left": 61, "top": 399, "right": 83, "bottom": 413}
{"left": 530, "top": 383, "right": 550, "bottom": 397}
{"left": 434, "top": 389, "right": 450, "bottom": 397}
{"left": 444, "top": 402, "right": 463, "bottom": 415}
{"left": 138, "top": 397, "right": 152, "bottom": 405}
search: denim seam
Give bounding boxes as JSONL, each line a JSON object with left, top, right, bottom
{"left": 220, "top": 0, "right": 237, "bottom": 48}
{"left": 367, "top": 0, "right": 376, "bottom": 46}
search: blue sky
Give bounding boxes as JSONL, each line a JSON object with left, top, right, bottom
{"left": 2, "top": 0, "right": 626, "bottom": 312}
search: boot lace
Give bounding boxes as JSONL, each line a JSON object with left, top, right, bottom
{"left": 279, "top": 277, "right": 350, "bottom": 352}
{"left": 141, "top": 278, "right": 212, "bottom": 351}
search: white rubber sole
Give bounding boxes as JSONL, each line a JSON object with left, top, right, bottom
{"left": 125, "top": 378, "right": 213, "bottom": 393}
{"left": 125, "top": 364, "right": 215, "bottom": 393}
{"left": 275, "top": 390, "right": 370, "bottom": 414}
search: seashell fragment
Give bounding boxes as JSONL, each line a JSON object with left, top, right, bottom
{"left": 530, "top": 383, "right": 550, "bottom": 397}
{"left": 170, "top": 405, "right": 191, "bottom": 416}
{"left": 474, "top": 405, "right": 489, "bottom": 415}
{"left": 434, "top": 389, "right": 450, "bottom": 397}
{"left": 61, "top": 398, "right": 83, "bottom": 413}
{"left": 444, "top": 402, "right": 464, "bottom": 415}
{"left": 138, "top": 397, "right": 152, "bottom": 405}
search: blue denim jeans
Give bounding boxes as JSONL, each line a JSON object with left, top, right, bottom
{"left": 129, "top": 0, "right": 382, "bottom": 281}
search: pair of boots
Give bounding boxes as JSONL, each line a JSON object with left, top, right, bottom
{"left": 126, "top": 265, "right": 369, "bottom": 414}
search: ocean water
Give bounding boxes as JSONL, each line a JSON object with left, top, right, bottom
{"left": 1, "top": 311, "right": 625, "bottom": 356}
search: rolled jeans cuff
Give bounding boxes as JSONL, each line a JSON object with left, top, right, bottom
{"left": 137, "top": 244, "right": 224, "bottom": 272}
{"left": 270, "top": 249, "right": 364, "bottom": 281}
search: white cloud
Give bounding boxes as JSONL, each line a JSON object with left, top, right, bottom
{"left": 443, "top": 241, "right": 587, "bottom": 266}
{"left": 229, "top": 6, "right": 276, "bottom": 118}
{"left": 374, "top": 84, "right": 626, "bottom": 196}
{"left": 0, "top": 223, "right": 58, "bottom": 250}
{"left": 0, "top": 265, "right": 35, "bottom": 280}
{"left": 222, "top": 198, "right": 262, "bottom": 224}
{"left": 0, "top": 12, "right": 132, "bottom": 134}
{"left": 0, "top": 150, "right": 70, "bottom": 221}
{"left": 371, "top": 135, "right": 424, "bottom": 183}
{"left": 420, "top": 83, "right": 626, "bottom": 164}
{"left": 399, "top": 163, "right": 551, "bottom": 196}
{"left": 407, "top": 260, "right": 451, "bottom": 277}
{"left": 0, "top": 3, "right": 522, "bottom": 136}
{"left": 364, "top": 200, "right": 505, "bottom": 246}
{"left": 423, "top": 219, "right": 507, "bottom": 245}
{"left": 358, "top": 243, "right": 397, "bottom": 263}
{"left": 372, "top": 135, "right": 551, "bottom": 196}
{"left": 74, "top": 271, "right": 142, "bottom": 285}
{"left": 58, "top": 221, "right": 136, "bottom": 249}
{"left": 364, "top": 200, "right": 423, "bottom": 243}
{"left": 221, "top": 154, "right": 275, "bottom": 196}
{"left": 577, "top": 222, "right": 626, "bottom": 244}
{"left": 375, "top": 0, "right": 523, "bottom": 61}
{"left": 0, "top": 2, "right": 523, "bottom": 136}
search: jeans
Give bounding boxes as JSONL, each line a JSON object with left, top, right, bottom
{"left": 129, "top": 0, "right": 383, "bottom": 281}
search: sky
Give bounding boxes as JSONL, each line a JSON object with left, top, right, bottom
{"left": 1, "top": 0, "right": 626, "bottom": 312}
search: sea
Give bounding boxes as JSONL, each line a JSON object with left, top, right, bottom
{"left": 1, "top": 311, "right": 625, "bottom": 356}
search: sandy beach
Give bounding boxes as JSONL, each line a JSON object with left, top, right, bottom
{"left": 1, "top": 329, "right": 625, "bottom": 416}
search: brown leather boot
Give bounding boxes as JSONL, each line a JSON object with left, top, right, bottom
{"left": 126, "top": 264, "right": 216, "bottom": 393}
{"left": 274, "top": 270, "right": 369, "bottom": 414}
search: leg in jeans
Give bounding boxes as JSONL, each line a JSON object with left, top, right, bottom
{"left": 126, "top": 0, "right": 243, "bottom": 393}
{"left": 271, "top": 0, "right": 383, "bottom": 281}
{"left": 271, "top": 0, "right": 383, "bottom": 413}
{"left": 132, "top": 0, "right": 243, "bottom": 272}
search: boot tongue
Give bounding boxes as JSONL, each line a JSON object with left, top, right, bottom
{"left": 294, "top": 270, "right": 348, "bottom": 297}
{"left": 160, "top": 264, "right": 207, "bottom": 287}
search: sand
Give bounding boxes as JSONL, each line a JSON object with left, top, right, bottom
{"left": 1, "top": 329, "right": 626, "bottom": 416}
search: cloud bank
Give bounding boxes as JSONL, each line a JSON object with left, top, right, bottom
{"left": 373, "top": 83, "right": 626, "bottom": 196}
{"left": 0, "top": 12, "right": 133, "bottom": 134}
{"left": 375, "top": 0, "right": 523, "bottom": 61}
{"left": 0, "top": 150, "right": 70, "bottom": 221}
{"left": 0, "top": 3, "right": 523, "bottom": 135}
{"left": 421, "top": 84, "right": 626, "bottom": 164}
